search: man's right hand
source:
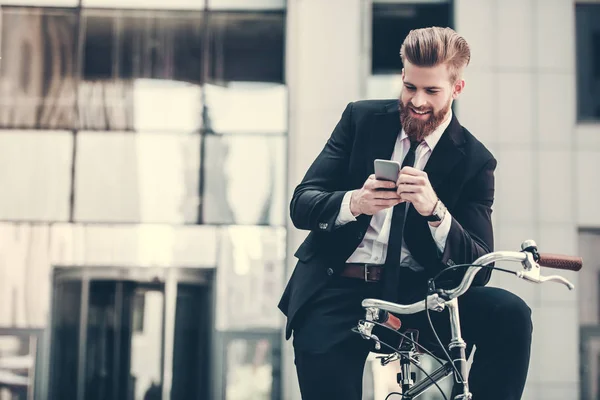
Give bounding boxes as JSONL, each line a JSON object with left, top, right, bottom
{"left": 349, "top": 175, "right": 403, "bottom": 216}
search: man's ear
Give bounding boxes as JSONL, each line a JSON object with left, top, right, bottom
{"left": 452, "top": 79, "right": 465, "bottom": 100}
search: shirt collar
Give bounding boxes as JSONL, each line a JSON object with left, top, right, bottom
{"left": 400, "top": 109, "right": 453, "bottom": 152}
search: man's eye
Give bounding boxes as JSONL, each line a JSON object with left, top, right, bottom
{"left": 405, "top": 86, "right": 416, "bottom": 91}
{"left": 427, "top": 90, "right": 438, "bottom": 95}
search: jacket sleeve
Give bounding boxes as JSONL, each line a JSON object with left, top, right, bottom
{"left": 290, "top": 102, "right": 356, "bottom": 232}
{"left": 440, "top": 157, "right": 497, "bottom": 286}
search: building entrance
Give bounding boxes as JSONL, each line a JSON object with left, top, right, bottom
{"left": 47, "top": 267, "right": 213, "bottom": 400}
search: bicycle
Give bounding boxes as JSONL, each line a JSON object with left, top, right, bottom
{"left": 354, "top": 239, "right": 583, "bottom": 400}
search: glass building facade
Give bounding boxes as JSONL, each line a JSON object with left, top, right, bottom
{"left": 0, "top": 1, "right": 286, "bottom": 399}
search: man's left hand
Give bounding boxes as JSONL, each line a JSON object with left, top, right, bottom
{"left": 396, "top": 166, "right": 438, "bottom": 217}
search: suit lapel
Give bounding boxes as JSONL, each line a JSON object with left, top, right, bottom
{"left": 366, "top": 101, "right": 401, "bottom": 176}
{"left": 423, "top": 114, "right": 466, "bottom": 191}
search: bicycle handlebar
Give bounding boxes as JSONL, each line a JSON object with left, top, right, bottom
{"left": 362, "top": 241, "right": 583, "bottom": 318}
{"left": 538, "top": 253, "right": 583, "bottom": 271}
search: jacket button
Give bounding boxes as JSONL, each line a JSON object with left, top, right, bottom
{"left": 357, "top": 231, "right": 365, "bottom": 240}
{"left": 326, "top": 268, "right": 334, "bottom": 276}
{"left": 319, "top": 222, "right": 328, "bottom": 230}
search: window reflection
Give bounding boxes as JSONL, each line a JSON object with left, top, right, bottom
{"left": 371, "top": 2, "right": 451, "bottom": 74}
{"left": 74, "top": 133, "right": 201, "bottom": 224}
{"left": 203, "top": 83, "right": 287, "bottom": 134}
{"left": 132, "top": 80, "right": 203, "bottom": 133}
{"left": 203, "top": 135, "right": 285, "bottom": 226}
{"left": 576, "top": 4, "right": 600, "bottom": 121}
{"left": 208, "top": 0, "right": 285, "bottom": 10}
{"left": 80, "top": 11, "right": 205, "bottom": 131}
{"left": 83, "top": 0, "right": 204, "bottom": 10}
{"left": 0, "top": 8, "right": 77, "bottom": 130}
{"left": 216, "top": 332, "right": 280, "bottom": 400}
{"left": 130, "top": 287, "right": 165, "bottom": 400}
{"left": 208, "top": 12, "right": 284, "bottom": 83}
{"left": 49, "top": 280, "right": 82, "bottom": 400}
{"left": 0, "top": 131, "right": 73, "bottom": 221}
{"left": 0, "top": 331, "right": 41, "bottom": 400}
{"left": 82, "top": 10, "right": 204, "bottom": 83}
{"left": 366, "top": 74, "right": 403, "bottom": 100}
{"left": 225, "top": 338, "right": 272, "bottom": 400}
{"left": 215, "top": 226, "right": 285, "bottom": 331}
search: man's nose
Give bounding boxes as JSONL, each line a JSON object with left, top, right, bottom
{"left": 411, "top": 93, "right": 426, "bottom": 108}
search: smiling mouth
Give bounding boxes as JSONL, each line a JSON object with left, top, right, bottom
{"left": 410, "top": 107, "right": 431, "bottom": 116}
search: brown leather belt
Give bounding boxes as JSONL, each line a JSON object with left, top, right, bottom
{"left": 340, "top": 263, "right": 383, "bottom": 282}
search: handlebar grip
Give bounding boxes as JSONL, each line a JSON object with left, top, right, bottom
{"left": 379, "top": 310, "right": 402, "bottom": 331}
{"left": 538, "top": 253, "right": 583, "bottom": 271}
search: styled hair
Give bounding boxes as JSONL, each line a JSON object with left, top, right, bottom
{"left": 399, "top": 27, "right": 471, "bottom": 82}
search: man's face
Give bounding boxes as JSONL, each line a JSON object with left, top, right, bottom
{"left": 399, "top": 61, "right": 464, "bottom": 142}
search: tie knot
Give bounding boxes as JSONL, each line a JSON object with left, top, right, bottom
{"left": 408, "top": 139, "right": 420, "bottom": 152}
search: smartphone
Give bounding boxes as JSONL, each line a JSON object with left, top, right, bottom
{"left": 374, "top": 159, "right": 401, "bottom": 187}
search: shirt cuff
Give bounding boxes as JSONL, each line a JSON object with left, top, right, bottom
{"left": 335, "top": 190, "right": 358, "bottom": 227}
{"left": 429, "top": 210, "right": 452, "bottom": 253}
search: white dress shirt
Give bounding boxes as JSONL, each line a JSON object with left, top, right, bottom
{"left": 335, "top": 111, "right": 454, "bottom": 270}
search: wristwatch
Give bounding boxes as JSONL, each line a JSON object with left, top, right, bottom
{"left": 425, "top": 199, "right": 447, "bottom": 222}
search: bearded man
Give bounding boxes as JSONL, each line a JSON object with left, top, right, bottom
{"left": 278, "top": 27, "right": 533, "bottom": 400}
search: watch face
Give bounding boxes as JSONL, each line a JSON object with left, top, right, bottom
{"left": 427, "top": 201, "right": 445, "bottom": 221}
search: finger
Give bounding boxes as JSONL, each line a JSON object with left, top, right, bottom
{"left": 373, "top": 191, "right": 402, "bottom": 200}
{"left": 373, "top": 199, "right": 403, "bottom": 208}
{"left": 399, "top": 193, "right": 421, "bottom": 204}
{"left": 367, "top": 179, "right": 397, "bottom": 190}
{"left": 397, "top": 183, "right": 423, "bottom": 194}
{"left": 397, "top": 174, "right": 426, "bottom": 186}
{"left": 400, "top": 166, "right": 427, "bottom": 177}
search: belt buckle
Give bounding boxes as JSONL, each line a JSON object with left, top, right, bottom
{"left": 364, "top": 264, "right": 377, "bottom": 282}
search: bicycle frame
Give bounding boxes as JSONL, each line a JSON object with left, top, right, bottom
{"left": 357, "top": 241, "right": 577, "bottom": 400}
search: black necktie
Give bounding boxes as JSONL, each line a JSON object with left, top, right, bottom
{"left": 382, "top": 139, "right": 420, "bottom": 302}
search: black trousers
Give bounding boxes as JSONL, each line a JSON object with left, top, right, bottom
{"left": 292, "top": 277, "right": 533, "bottom": 400}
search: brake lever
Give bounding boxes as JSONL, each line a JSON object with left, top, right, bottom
{"left": 537, "top": 274, "right": 574, "bottom": 290}
{"left": 516, "top": 270, "right": 575, "bottom": 290}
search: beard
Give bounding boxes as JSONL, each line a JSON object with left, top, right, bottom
{"left": 399, "top": 96, "right": 452, "bottom": 142}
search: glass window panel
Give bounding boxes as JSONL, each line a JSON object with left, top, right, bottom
{"left": 208, "top": 12, "right": 284, "bottom": 83}
{"left": 132, "top": 79, "right": 203, "bottom": 133}
{"left": 203, "top": 83, "right": 287, "bottom": 134}
{"left": 0, "top": 131, "right": 73, "bottom": 221}
{"left": 215, "top": 226, "right": 285, "bottom": 331}
{"left": 49, "top": 280, "right": 82, "bottom": 400}
{"left": 84, "top": 281, "right": 165, "bottom": 400}
{"left": 0, "top": 8, "right": 78, "bottom": 129}
{"left": 371, "top": 2, "right": 451, "bottom": 74}
{"left": 79, "top": 11, "right": 204, "bottom": 131}
{"left": 82, "top": 11, "right": 204, "bottom": 83}
{"left": 224, "top": 337, "right": 274, "bottom": 399}
{"left": 208, "top": 0, "right": 285, "bottom": 10}
{"left": 0, "top": 223, "right": 55, "bottom": 327}
{"left": 576, "top": 4, "right": 600, "bottom": 121}
{"left": 0, "top": 330, "right": 43, "bottom": 400}
{"left": 171, "top": 282, "right": 213, "bottom": 400}
{"left": 74, "top": 133, "right": 201, "bottom": 224}
{"left": 49, "top": 224, "right": 218, "bottom": 267}
{"left": 1, "top": 0, "right": 77, "bottom": 5}
{"left": 82, "top": 0, "right": 204, "bottom": 9}
{"left": 366, "top": 74, "right": 403, "bottom": 100}
{"left": 203, "top": 135, "right": 285, "bottom": 225}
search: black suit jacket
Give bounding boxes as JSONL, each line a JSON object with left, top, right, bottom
{"left": 278, "top": 99, "right": 497, "bottom": 340}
